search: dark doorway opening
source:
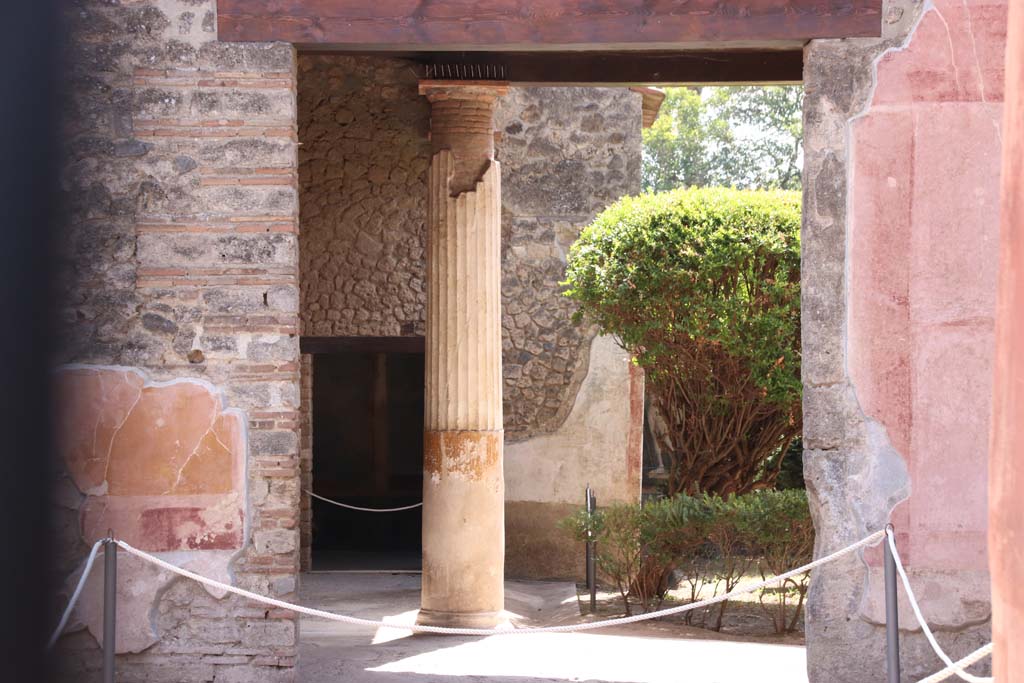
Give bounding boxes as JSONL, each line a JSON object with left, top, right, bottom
{"left": 307, "top": 338, "right": 424, "bottom": 571}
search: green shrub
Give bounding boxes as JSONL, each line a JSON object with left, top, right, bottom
{"left": 562, "top": 488, "right": 814, "bottom": 632}
{"left": 564, "top": 187, "right": 802, "bottom": 496}
{"left": 634, "top": 494, "right": 718, "bottom": 613}
{"left": 701, "top": 496, "right": 757, "bottom": 629}
{"left": 562, "top": 504, "right": 643, "bottom": 615}
{"left": 733, "top": 489, "right": 815, "bottom": 633}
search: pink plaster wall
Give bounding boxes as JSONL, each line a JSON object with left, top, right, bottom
{"left": 57, "top": 367, "right": 247, "bottom": 553}
{"left": 849, "top": 0, "right": 1006, "bottom": 619}
{"left": 990, "top": 0, "right": 1024, "bottom": 675}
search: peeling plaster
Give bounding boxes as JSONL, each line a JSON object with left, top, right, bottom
{"left": 54, "top": 363, "right": 251, "bottom": 654}
{"left": 505, "top": 335, "right": 641, "bottom": 506}
{"left": 804, "top": 0, "right": 1000, "bottom": 677}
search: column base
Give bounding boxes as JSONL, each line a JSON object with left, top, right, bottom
{"left": 415, "top": 608, "right": 509, "bottom": 630}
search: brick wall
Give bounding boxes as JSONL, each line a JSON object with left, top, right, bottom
{"left": 56, "top": 2, "right": 301, "bottom": 681}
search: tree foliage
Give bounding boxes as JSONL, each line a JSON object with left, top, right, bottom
{"left": 564, "top": 187, "right": 801, "bottom": 496}
{"left": 642, "top": 86, "right": 803, "bottom": 193}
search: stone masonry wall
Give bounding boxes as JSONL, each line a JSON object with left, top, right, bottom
{"left": 296, "top": 60, "right": 643, "bottom": 578}
{"left": 297, "top": 56, "right": 430, "bottom": 338}
{"left": 57, "top": 2, "right": 300, "bottom": 681}
{"left": 299, "top": 354, "right": 313, "bottom": 572}
{"left": 297, "top": 60, "right": 641, "bottom": 440}
{"left": 802, "top": 0, "right": 1003, "bottom": 679}
{"left": 495, "top": 87, "right": 642, "bottom": 441}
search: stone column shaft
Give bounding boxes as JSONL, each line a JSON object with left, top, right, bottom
{"left": 418, "top": 81, "right": 508, "bottom": 629}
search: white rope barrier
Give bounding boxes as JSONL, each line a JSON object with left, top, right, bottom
{"left": 917, "top": 644, "right": 994, "bottom": 683}
{"left": 47, "top": 538, "right": 104, "bottom": 649}
{"left": 886, "top": 529, "right": 994, "bottom": 683}
{"left": 50, "top": 527, "right": 997, "bottom": 682}
{"left": 114, "top": 528, "right": 885, "bottom": 636}
{"left": 304, "top": 489, "right": 423, "bottom": 513}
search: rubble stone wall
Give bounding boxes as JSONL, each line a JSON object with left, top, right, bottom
{"left": 57, "top": 2, "right": 300, "bottom": 680}
{"left": 297, "top": 56, "right": 430, "bottom": 339}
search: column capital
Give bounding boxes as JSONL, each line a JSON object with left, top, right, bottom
{"left": 418, "top": 79, "right": 510, "bottom": 101}
{"left": 419, "top": 79, "right": 508, "bottom": 194}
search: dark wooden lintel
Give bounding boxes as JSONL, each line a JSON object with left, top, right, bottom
{"left": 300, "top": 336, "right": 425, "bottom": 355}
{"left": 411, "top": 50, "right": 803, "bottom": 85}
{"left": 218, "top": 1, "right": 882, "bottom": 49}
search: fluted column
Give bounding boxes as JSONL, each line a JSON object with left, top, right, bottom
{"left": 418, "top": 81, "right": 509, "bottom": 629}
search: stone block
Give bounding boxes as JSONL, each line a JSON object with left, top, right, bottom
{"left": 197, "top": 138, "right": 297, "bottom": 169}
{"left": 802, "top": 383, "right": 865, "bottom": 451}
{"left": 197, "top": 41, "right": 295, "bottom": 73}
{"left": 240, "top": 620, "right": 296, "bottom": 648}
{"left": 213, "top": 664, "right": 299, "bottom": 683}
{"left": 250, "top": 430, "right": 298, "bottom": 457}
{"left": 246, "top": 335, "right": 299, "bottom": 363}
{"left": 254, "top": 530, "right": 298, "bottom": 556}
{"left": 137, "top": 232, "right": 297, "bottom": 268}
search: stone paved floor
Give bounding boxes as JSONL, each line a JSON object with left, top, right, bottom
{"left": 298, "top": 573, "right": 808, "bottom": 683}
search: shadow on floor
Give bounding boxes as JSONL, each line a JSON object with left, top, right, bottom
{"left": 311, "top": 549, "right": 422, "bottom": 572}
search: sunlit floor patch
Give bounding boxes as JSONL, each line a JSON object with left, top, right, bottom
{"left": 367, "top": 631, "right": 806, "bottom": 683}
{"left": 298, "top": 572, "right": 807, "bottom": 683}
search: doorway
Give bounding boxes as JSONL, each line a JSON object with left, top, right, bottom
{"left": 306, "top": 338, "right": 424, "bottom": 571}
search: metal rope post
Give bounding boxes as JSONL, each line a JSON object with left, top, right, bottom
{"left": 103, "top": 534, "right": 117, "bottom": 683}
{"left": 884, "top": 524, "right": 901, "bottom": 683}
{"left": 585, "top": 485, "right": 597, "bottom": 613}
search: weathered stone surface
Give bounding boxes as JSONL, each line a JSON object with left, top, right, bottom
{"left": 495, "top": 87, "right": 642, "bottom": 441}
{"left": 298, "top": 55, "right": 430, "bottom": 339}
{"left": 60, "top": 548, "right": 239, "bottom": 655}
{"left": 57, "top": 1, "right": 300, "bottom": 679}
{"left": 803, "top": 0, "right": 1002, "bottom": 679}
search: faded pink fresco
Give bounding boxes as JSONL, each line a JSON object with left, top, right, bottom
{"left": 850, "top": 0, "right": 1005, "bottom": 625}
{"left": 57, "top": 367, "right": 246, "bottom": 552}
{"left": 55, "top": 366, "right": 247, "bottom": 652}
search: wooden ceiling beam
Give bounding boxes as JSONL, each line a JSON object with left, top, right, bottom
{"left": 218, "top": 1, "right": 882, "bottom": 50}
{"left": 405, "top": 50, "right": 803, "bottom": 86}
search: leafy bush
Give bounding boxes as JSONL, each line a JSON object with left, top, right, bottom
{"left": 634, "top": 495, "right": 718, "bottom": 613}
{"left": 733, "top": 489, "right": 815, "bottom": 633}
{"left": 702, "top": 496, "right": 756, "bottom": 630}
{"left": 562, "top": 489, "right": 814, "bottom": 632}
{"left": 564, "top": 187, "right": 802, "bottom": 497}
{"left": 563, "top": 504, "right": 643, "bottom": 615}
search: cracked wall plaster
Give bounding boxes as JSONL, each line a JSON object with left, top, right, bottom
{"left": 802, "top": 0, "right": 1004, "bottom": 679}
